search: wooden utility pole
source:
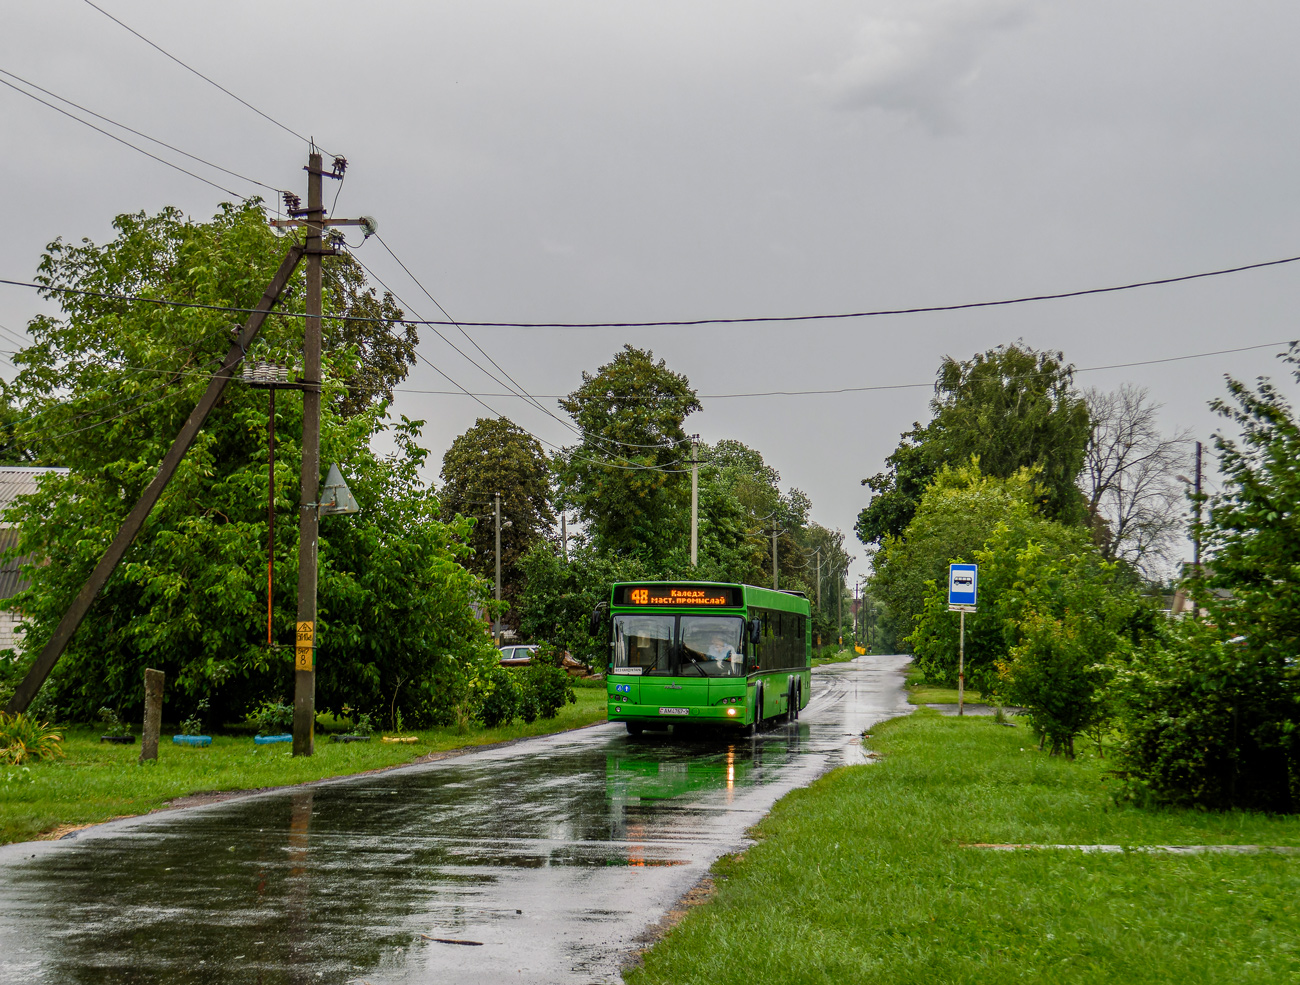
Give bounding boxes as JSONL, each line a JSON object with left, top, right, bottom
{"left": 292, "top": 151, "right": 326, "bottom": 758}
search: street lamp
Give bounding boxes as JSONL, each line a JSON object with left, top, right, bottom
{"left": 242, "top": 358, "right": 315, "bottom": 646}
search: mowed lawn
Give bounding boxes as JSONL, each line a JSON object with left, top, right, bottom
{"left": 629, "top": 710, "right": 1300, "bottom": 985}
{"left": 1, "top": 687, "right": 607, "bottom": 845}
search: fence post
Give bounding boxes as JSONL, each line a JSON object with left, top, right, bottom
{"left": 140, "top": 668, "right": 164, "bottom": 763}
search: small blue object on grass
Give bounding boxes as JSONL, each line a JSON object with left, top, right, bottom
{"left": 172, "top": 735, "right": 212, "bottom": 747}
{"left": 254, "top": 734, "right": 292, "bottom": 745}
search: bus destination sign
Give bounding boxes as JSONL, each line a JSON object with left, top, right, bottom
{"left": 619, "top": 585, "right": 739, "bottom": 607}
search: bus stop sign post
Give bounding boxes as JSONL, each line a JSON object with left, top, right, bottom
{"left": 948, "top": 564, "right": 978, "bottom": 717}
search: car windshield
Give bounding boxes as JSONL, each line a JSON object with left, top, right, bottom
{"left": 678, "top": 616, "right": 745, "bottom": 677}
{"left": 612, "top": 615, "right": 675, "bottom": 676}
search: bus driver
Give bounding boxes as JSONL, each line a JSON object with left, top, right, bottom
{"left": 707, "top": 633, "right": 740, "bottom": 675}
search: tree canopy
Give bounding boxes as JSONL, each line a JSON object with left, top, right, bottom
{"left": 555, "top": 344, "right": 700, "bottom": 563}
{"left": 438, "top": 416, "right": 555, "bottom": 626}
{"left": 0, "top": 202, "right": 495, "bottom": 726}
{"left": 858, "top": 343, "right": 1091, "bottom": 546}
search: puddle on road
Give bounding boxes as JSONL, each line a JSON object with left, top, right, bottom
{"left": 0, "top": 656, "right": 909, "bottom": 985}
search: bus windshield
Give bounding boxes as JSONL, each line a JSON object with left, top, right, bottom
{"left": 678, "top": 616, "right": 745, "bottom": 678}
{"left": 612, "top": 615, "right": 675, "bottom": 676}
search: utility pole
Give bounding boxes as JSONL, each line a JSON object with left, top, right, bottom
{"left": 814, "top": 548, "right": 822, "bottom": 609}
{"left": 837, "top": 567, "right": 843, "bottom": 644}
{"left": 772, "top": 528, "right": 779, "bottom": 590}
{"left": 292, "top": 150, "right": 327, "bottom": 758}
{"left": 1193, "top": 440, "right": 1203, "bottom": 570}
{"left": 690, "top": 436, "right": 699, "bottom": 568}
{"left": 494, "top": 492, "right": 502, "bottom": 645}
{"left": 561, "top": 513, "right": 568, "bottom": 563}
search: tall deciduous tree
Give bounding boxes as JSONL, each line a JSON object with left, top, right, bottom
{"left": 1081, "top": 384, "right": 1190, "bottom": 578}
{"left": 873, "top": 462, "right": 1049, "bottom": 654}
{"left": 555, "top": 345, "right": 700, "bottom": 563}
{"left": 857, "top": 343, "right": 1092, "bottom": 546}
{"left": 439, "top": 417, "right": 555, "bottom": 625}
{"left": 0, "top": 203, "right": 494, "bottom": 725}
{"left": 1112, "top": 348, "right": 1300, "bottom": 811}
{"left": 325, "top": 256, "right": 417, "bottom": 416}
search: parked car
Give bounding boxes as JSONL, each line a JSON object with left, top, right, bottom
{"left": 498, "top": 644, "right": 539, "bottom": 666}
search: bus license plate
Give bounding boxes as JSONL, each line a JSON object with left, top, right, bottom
{"left": 659, "top": 707, "right": 689, "bottom": 716}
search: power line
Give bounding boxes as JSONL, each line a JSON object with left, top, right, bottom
{"left": 423, "top": 253, "right": 1300, "bottom": 328}
{"left": 0, "top": 68, "right": 282, "bottom": 195}
{"left": 0, "top": 76, "right": 246, "bottom": 201}
{"left": 372, "top": 233, "right": 567, "bottom": 427}
{"left": 363, "top": 237, "right": 693, "bottom": 453}
{"left": 375, "top": 339, "right": 1297, "bottom": 399}
{"left": 344, "top": 248, "right": 690, "bottom": 469}
{"left": 5, "top": 252, "right": 1299, "bottom": 330}
{"left": 79, "top": 0, "right": 332, "bottom": 155}
{"left": 307, "top": 241, "right": 693, "bottom": 474}
{"left": 0, "top": 322, "right": 1289, "bottom": 407}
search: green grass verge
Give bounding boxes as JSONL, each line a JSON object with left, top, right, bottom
{"left": 812, "top": 648, "right": 859, "bottom": 667}
{"left": 628, "top": 710, "right": 1300, "bottom": 985}
{"left": 904, "top": 661, "right": 983, "bottom": 704}
{"left": 907, "top": 685, "right": 985, "bottom": 704}
{"left": 0, "top": 688, "right": 606, "bottom": 846}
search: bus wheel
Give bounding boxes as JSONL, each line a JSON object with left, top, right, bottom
{"left": 626, "top": 722, "right": 644, "bottom": 736}
{"left": 785, "top": 684, "right": 798, "bottom": 724}
{"left": 752, "top": 688, "right": 763, "bottom": 733}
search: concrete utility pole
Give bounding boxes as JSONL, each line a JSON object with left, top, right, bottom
{"left": 293, "top": 150, "right": 326, "bottom": 758}
{"left": 1193, "top": 440, "right": 1203, "bottom": 570}
{"left": 690, "top": 436, "right": 699, "bottom": 567}
{"left": 494, "top": 492, "right": 502, "bottom": 645}
{"left": 140, "top": 668, "right": 164, "bottom": 763}
{"left": 814, "top": 548, "right": 822, "bottom": 609}
{"left": 561, "top": 513, "right": 568, "bottom": 563}
{"left": 837, "top": 568, "right": 843, "bottom": 643}
{"left": 772, "top": 528, "right": 779, "bottom": 590}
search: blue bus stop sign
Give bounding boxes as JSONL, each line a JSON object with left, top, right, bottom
{"left": 948, "top": 563, "right": 977, "bottom": 609}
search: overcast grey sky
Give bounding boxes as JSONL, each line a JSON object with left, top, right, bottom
{"left": 4, "top": 0, "right": 1300, "bottom": 584}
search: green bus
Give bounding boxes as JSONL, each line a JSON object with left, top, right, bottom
{"left": 598, "top": 582, "right": 811, "bottom": 735}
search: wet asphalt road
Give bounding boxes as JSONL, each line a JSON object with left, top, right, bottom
{"left": 0, "top": 655, "right": 910, "bottom": 985}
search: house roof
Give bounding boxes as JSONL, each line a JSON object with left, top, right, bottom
{"left": 0, "top": 467, "right": 69, "bottom": 600}
{"left": 0, "top": 467, "right": 68, "bottom": 512}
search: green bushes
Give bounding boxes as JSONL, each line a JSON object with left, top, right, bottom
{"left": 1107, "top": 346, "right": 1300, "bottom": 811}
{"left": 1111, "top": 621, "right": 1300, "bottom": 812}
{"left": 475, "top": 665, "right": 520, "bottom": 729}
{"left": 471, "top": 644, "right": 577, "bottom": 729}
{"left": 248, "top": 700, "right": 294, "bottom": 737}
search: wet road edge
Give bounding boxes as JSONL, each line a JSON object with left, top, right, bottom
{"left": 14, "top": 720, "right": 612, "bottom": 850}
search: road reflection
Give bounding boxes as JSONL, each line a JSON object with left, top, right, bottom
{"left": 0, "top": 656, "right": 909, "bottom": 985}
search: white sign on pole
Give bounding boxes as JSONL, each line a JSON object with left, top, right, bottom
{"left": 948, "top": 563, "right": 977, "bottom": 610}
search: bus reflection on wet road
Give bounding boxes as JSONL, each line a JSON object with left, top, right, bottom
{"left": 0, "top": 655, "right": 909, "bottom": 985}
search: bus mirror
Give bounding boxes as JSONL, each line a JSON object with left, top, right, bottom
{"left": 589, "top": 602, "right": 608, "bottom": 637}
{"left": 748, "top": 618, "right": 762, "bottom": 644}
